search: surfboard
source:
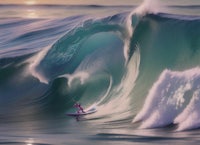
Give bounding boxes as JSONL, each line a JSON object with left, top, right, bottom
{"left": 66, "top": 107, "right": 97, "bottom": 117}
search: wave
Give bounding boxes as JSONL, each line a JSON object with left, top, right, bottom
{"left": 133, "top": 68, "right": 199, "bottom": 128}
{"left": 0, "top": 1, "right": 200, "bottom": 133}
{"left": 0, "top": 12, "right": 134, "bottom": 123}
{"left": 30, "top": 14, "right": 128, "bottom": 83}
{"left": 131, "top": 12, "right": 200, "bottom": 130}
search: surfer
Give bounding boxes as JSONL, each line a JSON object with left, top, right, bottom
{"left": 74, "top": 103, "right": 85, "bottom": 114}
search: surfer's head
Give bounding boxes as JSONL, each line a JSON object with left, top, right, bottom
{"left": 74, "top": 103, "right": 80, "bottom": 107}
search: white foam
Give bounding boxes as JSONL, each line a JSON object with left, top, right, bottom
{"left": 133, "top": 67, "right": 200, "bottom": 129}
{"left": 27, "top": 46, "right": 50, "bottom": 84}
{"left": 175, "top": 90, "right": 200, "bottom": 131}
{"left": 177, "top": 112, "right": 200, "bottom": 131}
{"left": 60, "top": 71, "right": 89, "bottom": 88}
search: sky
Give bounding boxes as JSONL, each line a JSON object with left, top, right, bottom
{"left": 0, "top": 0, "right": 199, "bottom": 6}
{"left": 0, "top": 0, "right": 142, "bottom": 5}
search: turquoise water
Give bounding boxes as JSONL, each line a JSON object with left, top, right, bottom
{"left": 0, "top": 1, "right": 200, "bottom": 144}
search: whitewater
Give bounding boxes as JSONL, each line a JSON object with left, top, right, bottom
{"left": 0, "top": 0, "right": 200, "bottom": 144}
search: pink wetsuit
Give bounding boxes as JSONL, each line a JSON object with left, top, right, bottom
{"left": 74, "top": 103, "right": 85, "bottom": 113}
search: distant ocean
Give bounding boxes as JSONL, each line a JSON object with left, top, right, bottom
{"left": 0, "top": 0, "right": 200, "bottom": 144}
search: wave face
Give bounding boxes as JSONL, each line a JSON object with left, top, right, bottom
{"left": 0, "top": 10, "right": 134, "bottom": 123}
{"left": 0, "top": 3, "right": 200, "bottom": 145}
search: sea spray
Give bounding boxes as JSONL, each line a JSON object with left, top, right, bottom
{"left": 133, "top": 67, "right": 200, "bottom": 129}
{"left": 133, "top": 0, "right": 164, "bottom": 16}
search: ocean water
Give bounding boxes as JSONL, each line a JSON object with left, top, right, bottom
{"left": 0, "top": 0, "right": 200, "bottom": 145}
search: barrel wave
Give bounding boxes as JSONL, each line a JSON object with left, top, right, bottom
{"left": 0, "top": 2, "right": 200, "bottom": 145}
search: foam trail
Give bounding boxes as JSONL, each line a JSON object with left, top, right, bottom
{"left": 133, "top": 68, "right": 200, "bottom": 129}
